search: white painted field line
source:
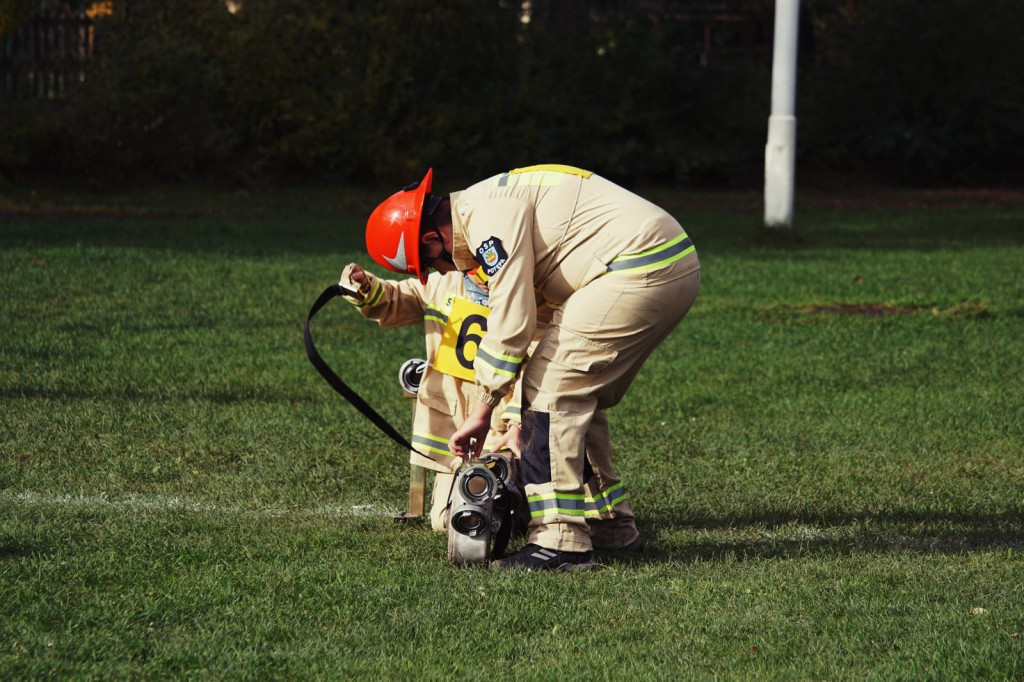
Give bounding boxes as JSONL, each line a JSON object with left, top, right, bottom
{"left": 0, "top": 490, "right": 399, "bottom": 519}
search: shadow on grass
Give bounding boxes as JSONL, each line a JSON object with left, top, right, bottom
{"left": 629, "top": 508, "right": 1024, "bottom": 565}
{"left": 0, "top": 538, "right": 42, "bottom": 561}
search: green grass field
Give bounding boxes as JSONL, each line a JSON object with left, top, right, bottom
{"left": 2, "top": 186, "right": 1022, "bottom": 679}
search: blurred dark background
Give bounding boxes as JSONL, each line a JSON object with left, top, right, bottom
{"left": 2, "top": 0, "right": 1022, "bottom": 190}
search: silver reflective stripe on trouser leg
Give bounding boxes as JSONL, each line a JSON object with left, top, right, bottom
{"left": 583, "top": 410, "right": 640, "bottom": 550}
{"left": 520, "top": 406, "right": 595, "bottom": 553}
{"left": 605, "top": 233, "right": 695, "bottom": 275}
{"left": 409, "top": 402, "right": 462, "bottom": 474}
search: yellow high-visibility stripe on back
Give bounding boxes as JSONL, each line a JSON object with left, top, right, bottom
{"left": 510, "top": 164, "right": 593, "bottom": 178}
{"left": 494, "top": 164, "right": 593, "bottom": 188}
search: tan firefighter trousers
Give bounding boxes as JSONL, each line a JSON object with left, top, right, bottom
{"left": 520, "top": 256, "right": 700, "bottom": 552}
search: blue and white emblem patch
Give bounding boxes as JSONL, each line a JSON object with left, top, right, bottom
{"left": 476, "top": 237, "right": 508, "bottom": 278}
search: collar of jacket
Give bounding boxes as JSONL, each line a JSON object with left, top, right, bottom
{"left": 447, "top": 190, "right": 480, "bottom": 271}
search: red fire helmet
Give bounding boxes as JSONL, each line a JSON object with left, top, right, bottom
{"left": 365, "top": 168, "right": 433, "bottom": 284}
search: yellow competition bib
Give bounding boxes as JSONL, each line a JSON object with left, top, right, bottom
{"left": 434, "top": 296, "right": 490, "bottom": 381}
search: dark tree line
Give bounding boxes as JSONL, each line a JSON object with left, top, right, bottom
{"left": 1, "top": 0, "right": 1022, "bottom": 188}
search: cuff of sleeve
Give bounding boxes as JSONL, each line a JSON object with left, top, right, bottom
{"left": 500, "top": 404, "right": 522, "bottom": 425}
{"left": 475, "top": 387, "right": 503, "bottom": 407}
{"left": 340, "top": 274, "right": 375, "bottom": 305}
{"left": 355, "top": 276, "right": 383, "bottom": 309}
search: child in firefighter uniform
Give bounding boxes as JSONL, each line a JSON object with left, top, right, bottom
{"left": 362, "top": 164, "right": 701, "bottom": 570}
{"left": 338, "top": 263, "right": 522, "bottom": 531}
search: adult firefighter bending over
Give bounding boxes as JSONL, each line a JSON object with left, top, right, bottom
{"left": 364, "top": 165, "right": 701, "bottom": 571}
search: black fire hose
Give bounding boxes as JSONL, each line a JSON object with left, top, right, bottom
{"left": 303, "top": 284, "right": 436, "bottom": 462}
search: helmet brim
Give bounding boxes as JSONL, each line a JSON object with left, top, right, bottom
{"left": 365, "top": 168, "right": 433, "bottom": 281}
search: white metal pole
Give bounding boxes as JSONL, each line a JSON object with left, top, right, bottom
{"left": 764, "top": 0, "right": 800, "bottom": 228}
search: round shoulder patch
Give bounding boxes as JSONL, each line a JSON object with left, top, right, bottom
{"left": 475, "top": 237, "right": 508, "bottom": 278}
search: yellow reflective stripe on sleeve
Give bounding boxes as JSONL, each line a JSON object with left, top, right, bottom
{"left": 423, "top": 305, "right": 448, "bottom": 325}
{"left": 356, "top": 280, "right": 384, "bottom": 308}
{"left": 501, "top": 402, "right": 522, "bottom": 421}
{"left": 475, "top": 342, "right": 523, "bottom": 378}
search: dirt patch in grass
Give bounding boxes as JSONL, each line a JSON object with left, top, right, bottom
{"left": 801, "top": 303, "right": 920, "bottom": 317}
{"left": 793, "top": 300, "right": 993, "bottom": 319}
{"left": 756, "top": 300, "right": 996, "bottom": 324}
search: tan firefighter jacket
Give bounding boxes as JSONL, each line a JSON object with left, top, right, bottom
{"left": 342, "top": 268, "right": 523, "bottom": 473}
{"left": 448, "top": 164, "right": 699, "bottom": 407}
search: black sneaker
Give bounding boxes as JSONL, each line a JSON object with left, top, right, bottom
{"left": 491, "top": 544, "right": 596, "bottom": 572}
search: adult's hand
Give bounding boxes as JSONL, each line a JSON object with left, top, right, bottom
{"left": 493, "top": 423, "right": 521, "bottom": 458}
{"left": 450, "top": 403, "right": 495, "bottom": 459}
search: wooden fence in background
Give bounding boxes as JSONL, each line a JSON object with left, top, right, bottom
{"left": 2, "top": 10, "right": 93, "bottom": 99}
